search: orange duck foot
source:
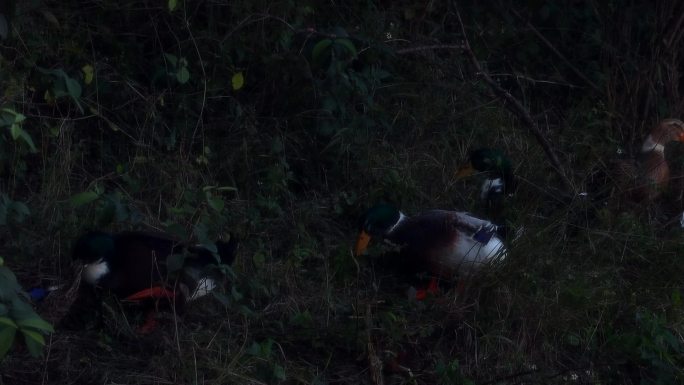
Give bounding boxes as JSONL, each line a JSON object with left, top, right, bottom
{"left": 415, "top": 278, "right": 440, "bottom": 300}
{"left": 124, "top": 286, "right": 176, "bottom": 301}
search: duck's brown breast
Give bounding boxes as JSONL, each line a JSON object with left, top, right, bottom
{"left": 636, "top": 151, "right": 670, "bottom": 200}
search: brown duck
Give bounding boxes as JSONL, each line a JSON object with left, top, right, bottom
{"left": 614, "top": 118, "right": 684, "bottom": 202}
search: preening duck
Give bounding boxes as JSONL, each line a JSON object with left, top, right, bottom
{"left": 72, "top": 230, "right": 238, "bottom": 332}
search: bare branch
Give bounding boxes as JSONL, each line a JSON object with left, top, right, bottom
{"left": 454, "top": 4, "right": 575, "bottom": 193}
{"left": 396, "top": 44, "right": 466, "bottom": 54}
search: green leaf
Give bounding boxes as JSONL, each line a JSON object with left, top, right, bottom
{"left": 168, "top": 0, "right": 178, "bottom": 11}
{"left": 0, "top": 266, "right": 21, "bottom": 297}
{"left": 16, "top": 317, "right": 53, "bottom": 333}
{"left": 65, "top": 77, "right": 82, "bottom": 98}
{"left": 70, "top": 191, "right": 100, "bottom": 207}
{"left": 11, "top": 201, "right": 29, "bottom": 220}
{"left": 82, "top": 64, "right": 94, "bottom": 85}
{"left": 238, "top": 304, "right": 254, "bottom": 318}
{"left": 0, "top": 317, "right": 17, "bottom": 329}
{"left": 566, "top": 333, "right": 581, "bottom": 346}
{"left": 166, "top": 253, "right": 185, "bottom": 273}
{"left": 8, "top": 123, "right": 20, "bottom": 140}
{"left": 1, "top": 108, "right": 25, "bottom": 124}
{"left": 51, "top": 81, "right": 68, "bottom": 98}
{"left": 21, "top": 328, "right": 45, "bottom": 357}
{"left": 198, "top": 241, "right": 217, "bottom": 255}
{"left": 672, "top": 289, "right": 681, "bottom": 307}
{"left": 163, "top": 53, "right": 178, "bottom": 67}
{"left": 36, "top": 67, "right": 65, "bottom": 78}
{"left": 207, "top": 196, "right": 224, "bottom": 212}
{"left": 37, "top": 67, "right": 84, "bottom": 113}
{"left": 246, "top": 342, "right": 262, "bottom": 356}
{"left": 247, "top": 339, "right": 273, "bottom": 358}
{"left": 97, "top": 201, "right": 115, "bottom": 226}
{"left": 216, "top": 186, "right": 238, "bottom": 192}
{"left": 39, "top": 9, "right": 60, "bottom": 29}
{"left": 176, "top": 67, "right": 190, "bottom": 84}
{"left": 9, "top": 297, "right": 38, "bottom": 321}
{"left": 273, "top": 364, "right": 286, "bottom": 381}
{"left": 231, "top": 286, "right": 243, "bottom": 301}
{"left": 253, "top": 252, "right": 265, "bottom": 267}
{"left": 10, "top": 125, "right": 37, "bottom": 152}
{"left": 311, "top": 39, "right": 333, "bottom": 62}
{"left": 231, "top": 72, "right": 244, "bottom": 91}
{"left": 335, "top": 38, "right": 357, "bottom": 57}
{"left": 0, "top": 324, "right": 17, "bottom": 359}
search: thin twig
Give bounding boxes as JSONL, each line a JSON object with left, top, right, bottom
{"left": 511, "top": 9, "right": 600, "bottom": 92}
{"left": 366, "top": 304, "right": 384, "bottom": 385}
{"left": 396, "top": 44, "right": 466, "bottom": 54}
{"left": 186, "top": 18, "right": 207, "bottom": 162}
{"left": 453, "top": 4, "right": 575, "bottom": 193}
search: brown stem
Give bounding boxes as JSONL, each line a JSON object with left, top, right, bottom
{"left": 453, "top": 4, "right": 575, "bottom": 193}
{"left": 396, "top": 44, "right": 466, "bottom": 54}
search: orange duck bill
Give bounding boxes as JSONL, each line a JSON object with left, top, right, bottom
{"left": 354, "top": 231, "right": 371, "bottom": 256}
{"left": 455, "top": 162, "right": 476, "bottom": 179}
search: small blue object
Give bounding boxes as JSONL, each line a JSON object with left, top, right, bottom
{"left": 28, "top": 287, "right": 48, "bottom": 302}
{"left": 472, "top": 225, "right": 496, "bottom": 244}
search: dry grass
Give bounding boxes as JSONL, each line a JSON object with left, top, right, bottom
{"left": 1, "top": 1, "right": 684, "bottom": 384}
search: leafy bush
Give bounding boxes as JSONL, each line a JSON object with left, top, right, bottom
{"left": 606, "top": 310, "right": 684, "bottom": 384}
{"left": 0, "top": 257, "right": 54, "bottom": 359}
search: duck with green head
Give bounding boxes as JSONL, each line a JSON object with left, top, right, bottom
{"left": 455, "top": 148, "right": 515, "bottom": 220}
{"left": 354, "top": 204, "right": 506, "bottom": 298}
{"left": 73, "top": 230, "right": 238, "bottom": 333}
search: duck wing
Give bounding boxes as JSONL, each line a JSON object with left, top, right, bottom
{"left": 390, "top": 210, "right": 505, "bottom": 279}
{"left": 613, "top": 152, "right": 669, "bottom": 202}
{"left": 98, "top": 232, "right": 180, "bottom": 297}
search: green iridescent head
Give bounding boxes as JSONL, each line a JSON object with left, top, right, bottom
{"left": 355, "top": 204, "right": 401, "bottom": 256}
{"left": 470, "top": 148, "right": 511, "bottom": 173}
{"left": 358, "top": 204, "right": 401, "bottom": 236}
{"left": 457, "top": 148, "right": 514, "bottom": 190}
{"left": 72, "top": 231, "right": 116, "bottom": 264}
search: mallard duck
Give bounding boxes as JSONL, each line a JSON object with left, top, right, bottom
{"left": 613, "top": 118, "right": 684, "bottom": 203}
{"left": 354, "top": 204, "right": 506, "bottom": 298}
{"left": 455, "top": 148, "right": 515, "bottom": 218}
{"left": 72, "top": 230, "right": 238, "bottom": 332}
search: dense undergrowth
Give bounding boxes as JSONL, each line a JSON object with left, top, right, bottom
{"left": 1, "top": 1, "right": 684, "bottom": 384}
